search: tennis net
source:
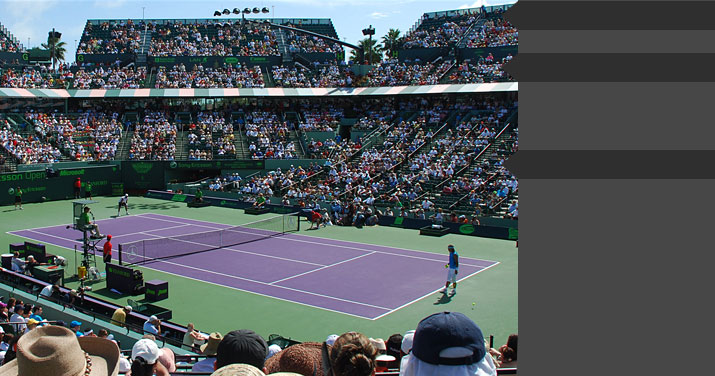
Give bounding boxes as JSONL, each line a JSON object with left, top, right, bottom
{"left": 120, "top": 214, "right": 300, "bottom": 265}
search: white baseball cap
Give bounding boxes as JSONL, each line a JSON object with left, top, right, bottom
{"left": 131, "top": 339, "right": 161, "bottom": 364}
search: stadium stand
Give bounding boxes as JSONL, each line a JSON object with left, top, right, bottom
{"left": 154, "top": 63, "right": 264, "bottom": 88}
{"left": 128, "top": 111, "right": 177, "bottom": 160}
{"left": 149, "top": 21, "right": 280, "bottom": 57}
{"left": 69, "top": 65, "right": 147, "bottom": 89}
{"left": 0, "top": 66, "right": 67, "bottom": 89}
{"left": 77, "top": 19, "right": 143, "bottom": 54}
{"left": 0, "top": 23, "right": 21, "bottom": 53}
{"left": 402, "top": 11, "right": 479, "bottom": 49}
{"left": 0, "top": 6, "right": 517, "bottom": 373}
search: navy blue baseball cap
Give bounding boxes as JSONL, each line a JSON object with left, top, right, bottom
{"left": 411, "top": 312, "right": 486, "bottom": 366}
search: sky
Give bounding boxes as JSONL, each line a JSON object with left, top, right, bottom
{"left": 0, "top": 0, "right": 516, "bottom": 63}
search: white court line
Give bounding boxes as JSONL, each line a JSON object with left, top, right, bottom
{"left": 269, "top": 251, "right": 377, "bottom": 285}
{"left": 135, "top": 231, "right": 326, "bottom": 267}
{"left": 13, "top": 223, "right": 194, "bottom": 251}
{"left": 371, "top": 261, "right": 501, "bottom": 320}
{"left": 151, "top": 258, "right": 391, "bottom": 310}
{"left": 6, "top": 213, "right": 147, "bottom": 233}
{"left": 14, "top": 230, "right": 391, "bottom": 315}
{"left": 145, "top": 212, "right": 501, "bottom": 264}
{"left": 13, "top": 227, "right": 385, "bottom": 320}
{"left": 139, "top": 214, "right": 489, "bottom": 267}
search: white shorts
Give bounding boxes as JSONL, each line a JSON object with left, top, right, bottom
{"left": 446, "top": 268, "right": 458, "bottom": 283}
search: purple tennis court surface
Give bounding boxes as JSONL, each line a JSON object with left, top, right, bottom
{"left": 9, "top": 213, "right": 498, "bottom": 319}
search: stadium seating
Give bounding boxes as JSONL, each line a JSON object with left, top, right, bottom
{"left": 0, "top": 23, "right": 20, "bottom": 53}
{"left": 154, "top": 63, "right": 264, "bottom": 88}
{"left": 70, "top": 66, "right": 147, "bottom": 89}
{"left": 0, "top": 66, "right": 67, "bottom": 89}
{"left": 149, "top": 21, "right": 279, "bottom": 57}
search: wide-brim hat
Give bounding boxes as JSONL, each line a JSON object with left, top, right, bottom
{"left": 0, "top": 325, "right": 120, "bottom": 376}
{"left": 200, "top": 332, "right": 223, "bottom": 356}
{"left": 211, "top": 363, "right": 265, "bottom": 376}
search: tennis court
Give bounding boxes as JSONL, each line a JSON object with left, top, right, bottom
{"left": 9, "top": 212, "right": 499, "bottom": 319}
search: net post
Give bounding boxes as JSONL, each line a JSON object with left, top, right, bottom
{"left": 296, "top": 212, "right": 300, "bottom": 232}
{"left": 118, "top": 244, "right": 122, "bottom": 266}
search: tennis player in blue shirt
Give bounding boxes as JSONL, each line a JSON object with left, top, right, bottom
{"left": 440, "top": 245, "right": 459, "bottom": 295}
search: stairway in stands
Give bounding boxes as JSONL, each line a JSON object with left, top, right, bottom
{"left": 136, "top": 29, "right": 153, "bottom": 65}
{"left": 283, "top": 111, "right": 306, "bottom": 159}
{"left": 449, "top": 122, "right": 518, "bottom": 216}
{"left": 173, "top": 112, "right": 192, "bottom": 160}
{"left": 276, "top": 29, "right": 292, "bottom": 64}
{"left": 231, "top": 112, "right": 250, "bottom": 159}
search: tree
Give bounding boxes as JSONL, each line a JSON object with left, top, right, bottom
{"left": 349, "top": 38, "right": 383, "bottom": 65}
{"left": 41, "top": 32, "right": 66, "bottom": 70}
{"left": 381, "top": 28, "right": 401, "bottom": 58}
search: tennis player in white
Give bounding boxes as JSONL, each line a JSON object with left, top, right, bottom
{"left": 118, "top": 194, "right": 129, "bottom": 216}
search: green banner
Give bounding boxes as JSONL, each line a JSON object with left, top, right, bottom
{"left": 121, "top": 161, "right": 165, "bottom": 190}
{"left": 0, "top": 166, "right": 120, "bottom": 206}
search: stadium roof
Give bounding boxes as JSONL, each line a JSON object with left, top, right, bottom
{"left": 0, "top": 83, "right": 517, "bottom": 99}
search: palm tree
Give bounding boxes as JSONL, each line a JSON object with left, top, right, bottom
{"left": 41, "top": 33, "right": 66, "bottom": 71}
{"left": 381, "top": 28, "right": 401, "bottom": 58}
{"left": 349, "top": 38, "right": 383, "bottom": 65}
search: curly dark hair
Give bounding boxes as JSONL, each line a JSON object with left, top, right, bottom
{"left": 329, "top": 332, "right": 377, "bottom": 376}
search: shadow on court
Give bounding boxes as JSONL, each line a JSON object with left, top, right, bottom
{"left": 433, "top": 291, "right": 455, "bottom": 305}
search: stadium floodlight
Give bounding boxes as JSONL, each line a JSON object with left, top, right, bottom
{"left": 214, "top": 10, "right": 222, "bottom": 16}
{"left": 262, "top": 7, "right": 270, "bottom": 13}
{"left": 243, "top": 8, "right": 251, "bottom": 14}
{"left": 233, "top": 8, "right": 241, "bottom": 14}
{"left": 362, "top": 26, "right": 375, "bottom": 36}
{"left": 222, "top": 8, "right": 231, "bottom": 15}
{"left": 252, "top": 7, "right": 260, "bottom": 13}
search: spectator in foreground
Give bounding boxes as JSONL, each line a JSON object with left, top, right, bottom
{"left": 325, "top": 331, "right": 377, "bottom": 376}
{"left": 210, "top": 363, "right": 266, "bottom": 376}
{"left": 0, "top": 325, "right": 119, "bottom": 375}
{"left": 265, "top": 342, "right": 324, "bottom": 375}
{"left": 192, "top": 332, "right": 222, "bottom": 373}
{"left": 489, "top": 333, "right": 517, "bottom": 368}
{"left": 130, "top": 338, "right": 169, "bottom": 376}
{"left": 400, "top": 311, "right": 497, "bottom": 376}
{"left": 215, "top": 329, "right": 268, "bottom": 372}
{"left": 400, "top": 330, "right": 415, "bottom": 372}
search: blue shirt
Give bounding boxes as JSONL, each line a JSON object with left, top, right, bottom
{"left": 143, "top": 321, "right": 159, "bottom": 335}
{"left": 449, "top": 251, "right": 459, "bottom": 270}
{"left": 29, "top": 314, "right": 43, "bottom": 322}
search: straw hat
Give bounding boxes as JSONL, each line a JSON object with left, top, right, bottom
{"left": 211, "top": 363, "right": 265, "bottom": 376}
{"left": 201, "top": 332, "right": 223, "bottom": 356}
{"left": 0, "top": 325, "right": 120, "bottom": 376}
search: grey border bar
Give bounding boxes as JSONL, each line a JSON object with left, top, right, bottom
{"left": 519, "top": 30, "right": 715, "bottom": 53}
{"left": 506, "top": 151, "right": 715, "bottom": 178}
{"left": 506, "top": 1, "right": 715, "bottom": 30}
{"left": 519, "top": 82, "right": 715, "bottom": 150}
{"left": 506, "top": 53, "right": 715, "bottom": 82}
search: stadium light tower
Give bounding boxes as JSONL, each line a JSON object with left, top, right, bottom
{"left": 362, "top": 25, "right": 376, "bottom": 65}
{"left": 214, "top": 6, "right": 270, "bottom": 24}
